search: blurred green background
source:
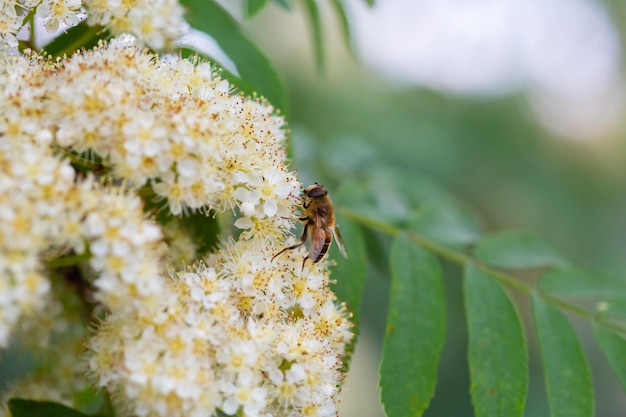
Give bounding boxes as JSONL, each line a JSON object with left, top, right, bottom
{"left": 239, "top": 1, "right": 626, "bottom": 416}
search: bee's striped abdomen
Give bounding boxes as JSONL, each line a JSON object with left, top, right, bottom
{"left": 314, "top": 234, "right": 332, "bottom": 263}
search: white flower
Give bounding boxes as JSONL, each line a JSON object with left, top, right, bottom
{"left": 285, "top": 363, "right": 306, "bottom": 384}
{"left": 222, "top": 369, "right": 267, "bottom": 417}
{"left": 36, "top": 0, "right": 83, "bottom": 32}
{"left": 234, "top": 187, "right": 261, "bottom": 217}
{"left": 84, "top": 0, "right": 188, "bottom": 49}
{"left": 246, "top": 169, "right": 299, "bottom": 218}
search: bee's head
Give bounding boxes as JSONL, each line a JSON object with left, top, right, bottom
{"left": 304, "top": 182, "right": 328, "bottom": 198}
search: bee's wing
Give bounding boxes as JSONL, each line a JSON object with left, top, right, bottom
{"left": 309, "top": 216, "right": 328, "bottom": 263}
{"left": 333, "top": 226, "right": 348, "bottom": 259}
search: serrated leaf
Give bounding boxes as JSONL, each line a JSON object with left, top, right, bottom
{"left": 302, "top": 0, "right": 325, "bottom": 72}
{"left": 329, "top": 0, "right": 355, "bottom": 59}
{"left": 593, "top": 323, "right": 626, "bottom": 393}
{"left": 464, "top": 264, "right": 528, "bottom": 417}
{"left": 180, "top": 0, "right": 287, "bottom": 112}
{"left": 539, "top": 269, "right": 626, "bottom": 299}
{"left": 380, "top": 234, "right": 445, "bottom": 417}
{"left": 475, "top": 231, "right": 572, "bottom": 269}
{"left": 330, "top": 215, "right": 366, "bottom": 370}
{"left": 8, "top": 399, "right": 98, "bottom": 417}
{"left": 531, "top": 293, "right": 594, "bottom": 417}
{"left": 245, "top": 0, "right": 270, "bottom": 18}
{"left": 409, "top": 200, "right": 482, "bottom": 247}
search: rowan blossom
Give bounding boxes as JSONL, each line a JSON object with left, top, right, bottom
{"left": 0, "top": 0, "right": 186, "bottom": 50}
{"left": 88, "top": 240, "right": 352, "bottom": 417}
{"left": 1, "top": 35, "right": 353, "bottom": 417}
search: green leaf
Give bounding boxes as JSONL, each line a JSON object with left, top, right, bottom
{"left": 73, "top": 388, "right": 109, "bottom": 415}
{"left": 245, "top": 0, "right": 270, "bottom": 18}
{"left": 142, "top": 186, "right": 219, "bottom": 260}
{"left": 463, "top": 264, "right": 528, "bottom": 417}
{"left": 330, "top": 216, "right": 366, "bottom": 321}
{"left": 178, "top": 211, "right": 220, "bottom": 255}
{"left": 302, "top": 0, "right": 325, "bottom": 72}
{"left": 334, "top": 180, "right": 391, "bottom": 275}
{"left": 330, "top": 215, "right": 366, "bottom": 370}
{"left": 475, "top": 231, "right": 572, "bottom": 269}
{"left": 380, "top": 234, "right": 445, "bottom": 417}
{"left": 596, "top": 299, "right": 626, "bottom": 318}
{"left": 180, "top": 0, "right": 287, "bottom": 112}
{"left": 329, "top": 0, "right": 355, "bottom": 59}
{"left": 409, "top": 200, "right": 482, "bottom": 247}
{"left": 8, "top": 399, "right": 99, "bottom": 417}
{"left": 593, "top": 323, "right": 626, "bottom": 393}
{"left": 42, "top": 23, "right": 104, "bottom": 58}
{"left": 337, "top": 177, "right": 402, "bottom": 224}
{"left": 365, "top": 168, "right": 455, "bottom": 222}
{"left": 531, "top": 293, "right": 594, "bottom": 417}
{"left": 362, "top": 227, "right": 392, "bottom": 278}
{"left": 539, "top": 269, "right": 626, "bottom": 299}
{"left": 272, "top": 0, "right": 292, "bottom": 10}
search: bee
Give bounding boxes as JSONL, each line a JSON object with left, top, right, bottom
{"left": 273, "top": 182, "right": 347, "bottom": 267}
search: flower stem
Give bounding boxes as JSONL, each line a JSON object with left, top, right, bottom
{"left": 339, "top": 207, "right": 626, "bottom": 335}
{"left": 47, "top": 251, "right": 91, "bottom": 268}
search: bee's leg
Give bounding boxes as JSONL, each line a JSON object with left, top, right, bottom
{"left": 300, "top": 255, "right": 310, "bottom": 274}
{"left": 298, "top": 224, "right": 313, "bottom": 272}
{"left": 271, "top": 242, "right": 303, "bottom": 262}
{"left": 271, "top": 224, "right": 309, "bottom": 262}
{"left": 278, "top": 216, "right": 308, "bottom": 222}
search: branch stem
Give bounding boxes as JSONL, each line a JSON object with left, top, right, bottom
{"left": 339, "top": 207, "right": 626, "bottom": 335}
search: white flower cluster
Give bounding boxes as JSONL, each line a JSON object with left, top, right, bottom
{"left": 0, "top": 0, "right": 186, "bottom": 51}
{"left": 88, "top": 238, "right": 352, "bottom": 417}
{"left": 0, "top": 0, "right": 35, "bottom": 49}
{"left": 42, "top": 36, "right": 299, "bottom": 218}
{"left": 0, "top": 131, "right": 164, "bottom": 345}
{"left": 0, "top": 40, "right": 175, "bottom": 345}
{"left": 1, "top": 36, "right": 353, "bottom": 416}
{"left": 85, "top": 0, "right": 187, "bottom": 49}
